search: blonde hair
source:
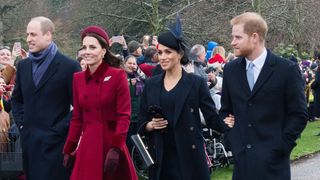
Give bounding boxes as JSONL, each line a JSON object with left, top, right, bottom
{"left": 142, "top": 35, "right": 150, "bottom": 46}
{"left": 230, "top": 12, "right": 268, "bottom": 41}
{"left": 30, "top": 16, "right": 55, "bottom": 35}
{"left": 211, "top": 46, "right": 226, "bottom": 59}
{"left": 225, "top": 52, "right": 235, "bottom": 62}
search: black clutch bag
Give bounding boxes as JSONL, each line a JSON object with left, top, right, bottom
{"left": 130, "top": 134, "right": 154, "bottom": 167}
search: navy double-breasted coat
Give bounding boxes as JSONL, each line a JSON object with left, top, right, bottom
{"left": 139, "top": 70, "right": 226, "bottom": 180}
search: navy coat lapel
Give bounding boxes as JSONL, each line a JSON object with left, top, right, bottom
{"left": 250, "top": 51, "right": 276, "bottom": 98}
{"left": 237, "top": 58, "right": 251, "bottom": 95}
{"left": 24, "top": 59, "right": 37, "bottom": 90}
{"left": 173, "top": 71, "right": 194, "bottom": 127}
{"left": 151, "top": 74, "right": 163, "bottom": 106}
{"left": 34, "top": 55, "right": 59, "bottom": 92}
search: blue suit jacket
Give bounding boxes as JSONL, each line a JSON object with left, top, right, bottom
{"left": 139, "top": 70, "right": 226, "bottom": 180}
{"left": 220, "top": 50, "right": 308, "bottom": 180}
{"left": 11, "top": 52, "right": 81, "bottom": 180}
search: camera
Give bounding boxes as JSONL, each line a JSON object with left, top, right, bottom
{"left": 205, "top": 66, "right": 216, "bottom": 74}
{"left": 4, "top": 85, "right": 13, "bottom": 92}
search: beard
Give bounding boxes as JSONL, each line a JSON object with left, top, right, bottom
{"left": 233, "top": 47, "right": 253, "bottom": 58}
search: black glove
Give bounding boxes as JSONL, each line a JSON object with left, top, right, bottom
{"left": 104, "top": 147, "right": 120, "bottom": 173}
{"left": 63, "top": 152, "right": 76, "bottom": 169}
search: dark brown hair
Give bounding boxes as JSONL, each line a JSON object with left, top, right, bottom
{"left": 84, "top": 33, "right": 121, "bottom": 68}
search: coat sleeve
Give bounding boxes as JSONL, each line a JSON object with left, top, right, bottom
{"left": 53, "top": 61, "right": 81, "bottom": 135}
{"left": 111, "top": 70, "right": 131, "bottom": 149}
{"left": 63, "top": 73, "right": 83, "bottom": 154}
{"left": 198, "top": 76, "right": 227, "bottom": 133}
{"left": 282, "top": 63, "right": 308, "bottom": 155}
{"left": 218, "top": 64, "right": 233, "bottom": 132}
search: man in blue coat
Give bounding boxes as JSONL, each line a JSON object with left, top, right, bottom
{"left": 11, "top": 16, "right": 81, "bottom": 180}
{"left": 220, "top": 12, "right": 308, "bottom": 180}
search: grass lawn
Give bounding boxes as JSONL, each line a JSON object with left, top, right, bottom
{"left": 211, "top": 120, "right": 320, "bottom": 180}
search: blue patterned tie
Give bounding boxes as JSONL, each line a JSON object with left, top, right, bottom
{"left": 247, "top": 62, "right": 255, "bottom": 90}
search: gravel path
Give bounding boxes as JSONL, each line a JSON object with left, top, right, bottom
{"left": 291, "top": 152, "right": 320, "bottom": 180}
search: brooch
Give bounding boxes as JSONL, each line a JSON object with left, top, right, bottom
{"left": 103, "top": 76, "right": 112, "bottom": 82}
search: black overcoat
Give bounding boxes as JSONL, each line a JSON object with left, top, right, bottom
{"left": 11, "top": 52, "right": 81, "bottom": 180}
{"left": 220, "top": 50, "right": 308, "bottom": 180}
{"left": 311, "top": 68, "right": 320, "bottom": 117}
{"left": 139, "top": 70, "right": 226, "bottom": 180}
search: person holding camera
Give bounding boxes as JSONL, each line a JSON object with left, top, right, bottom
{"left": 185, "top": 44, "right": 208, "bottom": 81}
{"left": 124, "top": 55, "right": 146, "bottom": 153}
{"left": 63, "top": 25, "right": 137, "bottom": 180}
{"left": 0, "top": 76, "right": 13, "bottom": 152}
{"left": 138, "top": 17, "right": 234, "bottom": 180}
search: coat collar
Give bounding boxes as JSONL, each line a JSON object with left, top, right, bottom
{"left": 236, "top": 49, "right": 276, "bottom": 98}
{"left": 150, "top": 69, "right": 194, "bottom": 127}
{"left": 85, "top": 61, "right": 109, "bottom": 83}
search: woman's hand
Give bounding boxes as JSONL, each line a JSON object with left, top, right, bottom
{"left": 224, "top": 114, "right": 235, "bottom": 128}
{"left": 145, "top": 118, "right": 168, "bottom": 132}
{"left": 63, "top": 151, "right": 76, "bottom": 169}
{"left": 104, "top": 147, "right": 120, "bottom": 173}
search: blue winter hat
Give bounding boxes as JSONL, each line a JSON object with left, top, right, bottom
{"left": 207, "top": 41, "right": 218, "bottom": 51}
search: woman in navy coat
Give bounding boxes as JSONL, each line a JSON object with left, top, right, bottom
{"left": 138, "top": 27, "right": 234, "bottom": 180}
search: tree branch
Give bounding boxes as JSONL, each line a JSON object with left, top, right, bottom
{"left": 100, "top": 13, "right": 149, "bottom": 23}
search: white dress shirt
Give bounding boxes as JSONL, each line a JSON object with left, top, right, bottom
{"left": 245, "top": 48, "right": 267, "bottom": 83}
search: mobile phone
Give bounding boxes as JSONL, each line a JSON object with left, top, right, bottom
{"left": 111, "top": 36, "right": 123, "bottom": 44}
{"left": 13, "top": 42, "right": 21, "bottom": 52}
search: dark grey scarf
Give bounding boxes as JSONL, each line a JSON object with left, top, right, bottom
{"left": 29, "top": 42, "right": 58, "bottom": 86}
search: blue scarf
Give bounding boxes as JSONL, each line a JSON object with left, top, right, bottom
{"left": 29, "top": 42, "right": 58, "bottom": 86}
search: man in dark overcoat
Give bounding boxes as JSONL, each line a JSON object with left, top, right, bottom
{"left": 11, "top": 16, "right": 81, "bottom": 180}
{"left": 220, "top": 12, "right": 308, "bottom": 180}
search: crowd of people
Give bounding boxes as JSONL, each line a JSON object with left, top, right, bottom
{"left": 0, "top": 11, "right": 315, "bottom": 180}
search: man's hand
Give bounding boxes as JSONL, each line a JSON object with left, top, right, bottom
{"left": 224, "top": 114, "right": 235, "bottom": 128}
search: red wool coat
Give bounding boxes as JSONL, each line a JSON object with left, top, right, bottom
{"left": 63, "top": 62, "right": 137, "bottom": 180}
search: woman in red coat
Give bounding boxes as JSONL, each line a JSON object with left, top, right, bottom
{"left": 63, "top": 25, "right": 138, "bottom": 180}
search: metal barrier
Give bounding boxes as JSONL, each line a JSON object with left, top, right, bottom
{"left": 0, "top": 132, "right": 23, "bottom": 179}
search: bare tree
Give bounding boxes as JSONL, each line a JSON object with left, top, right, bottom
{"left": 2, "top": 0, "right": 320, "bottom": 57}
{"left": 0, "top": 0, "right": 33, "bottom": 44}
